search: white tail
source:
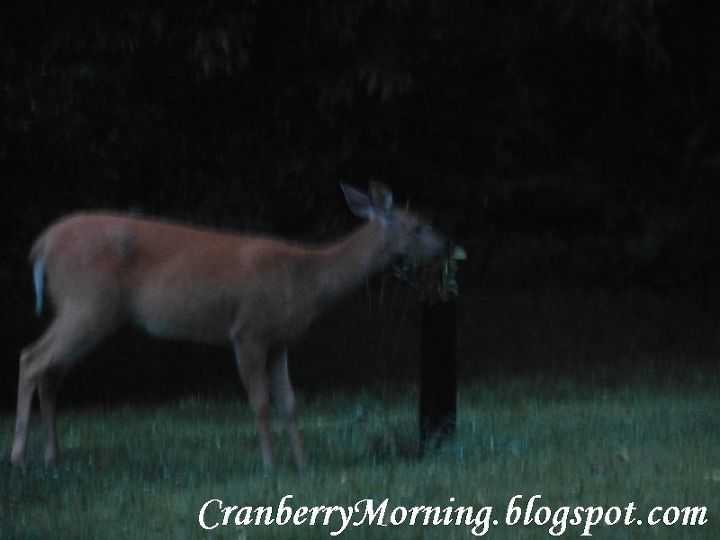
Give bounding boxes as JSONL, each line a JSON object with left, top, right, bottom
{"left": 33, "top": 253, "right": 46, "bottom": 316}
{"left": 11, "top": 182, "right": 445, "bottom": 470}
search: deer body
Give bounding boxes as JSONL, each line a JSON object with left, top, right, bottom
{"left": 10, "top": 183, "right": 444, "bottom": 470}
{"left": 37, "top": 212, "right": 359, "bottom": 345}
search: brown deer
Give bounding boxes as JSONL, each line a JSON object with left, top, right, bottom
{"left": 10, "top": 182, "right": 445, "bottom": 470}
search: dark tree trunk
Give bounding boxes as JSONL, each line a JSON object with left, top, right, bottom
{"left": 419, "top": 298, "right": 457, "bottom": 455}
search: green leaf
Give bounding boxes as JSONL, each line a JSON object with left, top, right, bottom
{"left": 451, "top": 246, "right": 467, "bottom": 260}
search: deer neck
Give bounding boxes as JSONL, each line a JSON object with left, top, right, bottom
{"left": 314, "top": 220, "right": 390, "bottom": 301}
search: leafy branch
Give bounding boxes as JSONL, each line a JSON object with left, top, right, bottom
{"left": 392, "top": 245, "right": 466, "bottom": 304}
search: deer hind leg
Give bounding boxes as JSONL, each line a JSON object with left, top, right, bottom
{"left": 11, "top": 309, "right": 116, "bottom": 466}
{"left": 233, "top": 340, "right": 276, "bottom": 472}
{"left": 37, "top": 361, "right": 71, "bottom": 465}
{"left": 11, "top": 323, "right": 59, "bottom": 465}
{"left": 268, "top": 347, "right": 306, "bottom": 470}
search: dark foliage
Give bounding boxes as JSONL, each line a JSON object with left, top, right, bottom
{"left": 2, "top": 1, "right": 720, "bottom": 405}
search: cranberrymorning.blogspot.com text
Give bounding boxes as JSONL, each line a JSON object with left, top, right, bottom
{"left": 198, "top": 494, "right": 708, "bottom": 536}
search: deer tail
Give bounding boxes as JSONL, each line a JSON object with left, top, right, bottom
{"left": 30, "top": 235, "right": 48, "bottom": 317}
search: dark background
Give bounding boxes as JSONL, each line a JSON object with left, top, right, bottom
{"left": 2, "top": 1, "right": 719, "bottom": 410}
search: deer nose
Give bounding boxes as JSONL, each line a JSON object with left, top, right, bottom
{"left": 433, "top": 233, "right": 450, "bottom": 256}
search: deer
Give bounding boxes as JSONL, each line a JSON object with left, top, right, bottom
{"left": 10, "top": 182, "right": 445, "bottom": 471}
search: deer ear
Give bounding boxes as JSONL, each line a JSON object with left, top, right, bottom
{"left": 341, "top": 183, "right": 373, "bottom": 220}
{"left": 368, "top": 181, "right": 393, "bottom": 214}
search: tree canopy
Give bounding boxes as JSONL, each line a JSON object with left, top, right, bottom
{"left": 3, "top": 1, "right": 720, "bottom": 277}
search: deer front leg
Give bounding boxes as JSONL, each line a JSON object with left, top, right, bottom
{"left": 268, "top": 347, "right": 306, "bottom": 470}
{"left": 233, "top": 340, "right": 276, "bottom": 472}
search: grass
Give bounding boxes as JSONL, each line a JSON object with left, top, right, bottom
{"left": 2, "top": 374, "right": 718, "bottom": 539}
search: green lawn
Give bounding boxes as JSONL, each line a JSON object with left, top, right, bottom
{"left": 2, "top": 375, "right": 718, "bottom": 539}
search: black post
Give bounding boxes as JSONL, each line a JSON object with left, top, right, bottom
{"left": 419, "top": 298, "right": 457, "bottom": 455}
